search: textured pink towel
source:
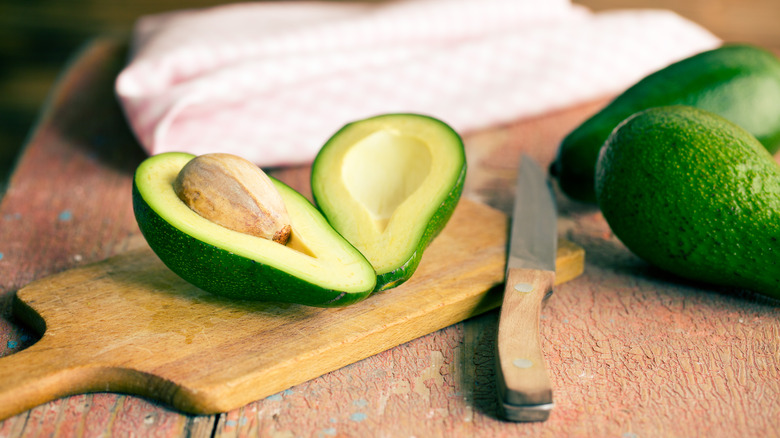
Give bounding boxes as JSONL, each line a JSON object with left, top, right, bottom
{"left": 116, "top": 0, "right": 720, "bottom": 168}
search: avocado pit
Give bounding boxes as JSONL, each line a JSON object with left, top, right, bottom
{"left": 173, "top": 153, "right": 292, "bottom": 245}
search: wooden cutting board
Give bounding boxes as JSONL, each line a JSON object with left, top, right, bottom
{"left": 0, "top": 198, "right": 583, "bottom": 421}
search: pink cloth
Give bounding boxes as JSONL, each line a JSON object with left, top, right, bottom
{"left": 116, "top": 0, "right": 720, "bottom": 168}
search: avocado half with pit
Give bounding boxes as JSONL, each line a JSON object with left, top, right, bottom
{"left": 132, "top": 152, "right": 377, "bottom": 307}
{"left": 311, "top": 114, "right": 467, "bottom": 291}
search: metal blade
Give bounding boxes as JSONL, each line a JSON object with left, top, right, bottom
{"left": 507, "top": 155, "right": 557, "bottom": 272}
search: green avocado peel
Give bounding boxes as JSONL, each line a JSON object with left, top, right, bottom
{"left": 596, "top": 106, "right": 780, "bottom": 298}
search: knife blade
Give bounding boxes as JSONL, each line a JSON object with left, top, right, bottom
{"left": 496, "top": 154, "right": 557, "bottom": 422}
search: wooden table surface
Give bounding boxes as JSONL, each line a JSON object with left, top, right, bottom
{"left": 1, "top": 21, "right": 779, "bottom": 438}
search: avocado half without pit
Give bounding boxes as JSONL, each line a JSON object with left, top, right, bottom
{"left": 132, "top": 152, "right": 377, "bottom": 307}
{"left": 311, "top": 114, "right": 467, "bottom": 291}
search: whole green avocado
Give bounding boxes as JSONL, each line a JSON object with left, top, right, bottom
{"left": 554, "top": 44, "right": 780, "bottom": 203}
{"left": 595, "top": 106, "right": 780, "bottom": 299}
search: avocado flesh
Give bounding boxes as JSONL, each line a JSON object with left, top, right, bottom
{"left": 555, "top": 44, "right": 780, "bottom": 203}
{"left": 595, "top": 106, "right": 780, "bottom": 298}
{"left": 312, "top": 114, "right": 466, "bottom": 291}
{"left": 133, "top": 152, "right": 376, "bottom": 306}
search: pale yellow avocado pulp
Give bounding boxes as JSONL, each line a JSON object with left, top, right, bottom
{"left": 342, "top": 130, "right": 432, "bottom": 231}
{"left": 135, "top": 153, "right": 376, "bottom": 296}
{"left": 312, "top": 114, "right": 466, "bottom": 288}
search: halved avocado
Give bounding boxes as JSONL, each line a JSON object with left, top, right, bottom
{"left": 133, "top": 152, "right": 376, "bottom": 307}
{"left": 311, "top": 114, "right": 467, "bottom": 291}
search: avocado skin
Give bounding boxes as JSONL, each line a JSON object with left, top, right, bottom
{"left": 133, "top": 179, "right": 372, "bottom": 307}
{"left": 595, "top": 106, "right": 780, "bottom": 298}
{"left": 554, "top": 44, "right": 780, "bottom": 203}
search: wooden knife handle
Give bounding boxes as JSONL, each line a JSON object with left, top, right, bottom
{"left": 495, "top": 267, "right": 555, "bottom": 421}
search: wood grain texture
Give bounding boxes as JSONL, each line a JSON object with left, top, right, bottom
{"left": 496, "top": 269, "right": 555, "bottom": 411}
{"left": 1, "top": 36, "right": 779, "bottom": 437}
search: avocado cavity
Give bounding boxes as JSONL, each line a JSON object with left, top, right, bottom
{"left": 342, "top": 129, "right": 432, "bottom": 231}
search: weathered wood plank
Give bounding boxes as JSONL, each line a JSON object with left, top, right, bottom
{"left": 2, "top": 393, "right": 216, "bottom": 437}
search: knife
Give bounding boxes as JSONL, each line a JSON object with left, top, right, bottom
{"left": 496, "top": 154, "right": 557, "bottom": 422}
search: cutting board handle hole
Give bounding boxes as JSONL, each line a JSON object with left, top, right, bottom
{"left": 4, "top": 295, "right": 45, "bottom": 355}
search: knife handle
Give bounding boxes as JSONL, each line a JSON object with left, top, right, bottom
{"left": 496, "top": 267, "right": 555, "bottom": 421}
